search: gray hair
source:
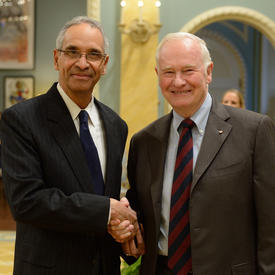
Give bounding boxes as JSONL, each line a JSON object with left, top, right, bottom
{"left": 56, "top": 16, "right": 109, "bottom": 54}
{"left": 155, "top": 32, "right": 212, "bottom": 71}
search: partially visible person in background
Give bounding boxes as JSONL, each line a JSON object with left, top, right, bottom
{"left": 221, "top": 89, "right": 245, "bottom": 108}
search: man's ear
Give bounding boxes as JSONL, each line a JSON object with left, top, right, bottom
{"left": 53, "top": 49, "right": 59, "bottom": 71}
{"left": 206, "top": 62, "right": 213, "bottom": 84}
{"left": 100, "top": 55, "right": 109, "bottom": 75}
{"left": 155, "top": 67, "right": 159, "bottom": 76}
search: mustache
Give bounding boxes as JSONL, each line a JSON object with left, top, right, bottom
{"left": 70, "top": 70, "right": 95, "bottom": 76}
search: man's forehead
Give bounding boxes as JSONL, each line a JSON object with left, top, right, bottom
{"left": 159, "top": 39, "right": 202, "bottom": 62}
{"left": 161, "top": 37, "right": 197, "bottom": 49}
{"left": 159, "top": 63, "right": 197, "bottom": 71}
{"left": 62, "top": 25, "right": 104, "bottom": 50}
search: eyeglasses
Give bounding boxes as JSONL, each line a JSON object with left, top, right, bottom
{"left": 57, "top": 49, "right": 107, "bottom": 63}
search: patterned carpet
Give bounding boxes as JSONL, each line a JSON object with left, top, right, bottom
{"left": 0, "top": 231, "right": 15, "bottom": 275}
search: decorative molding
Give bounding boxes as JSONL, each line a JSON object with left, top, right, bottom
{"left": 220, "top": 21, "right": 248, "bottom": 43}
{"left": 180, "top": 6, "right": 275, "bottom": 50}
{"left": 119, "top": 19, "right": 162, "bottom": 43}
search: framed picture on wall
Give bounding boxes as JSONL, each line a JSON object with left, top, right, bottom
{"left": 0, "top": 0, "right": 35, "bottom": 69}
{"left": 4, "top": 76, "right": 34, "bottom": 108}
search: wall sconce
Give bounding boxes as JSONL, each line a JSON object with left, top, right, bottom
{"left": 119, "top": 0, "right": 162, "bottom": 43}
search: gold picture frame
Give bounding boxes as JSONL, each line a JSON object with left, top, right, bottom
{"left": 0, "top": 0, "right": 35, "bottom": 69}
{"left": 4, "top": 76, "right": 34, "bottom": 108}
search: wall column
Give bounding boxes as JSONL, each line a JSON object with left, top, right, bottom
{"left": 120, "top": 0, "right": 160, "bottom": 148}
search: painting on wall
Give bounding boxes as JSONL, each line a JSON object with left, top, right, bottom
{"left": 4, "top": 76, "right": 34, "bottom": 108}
{"left": 0, "top": 0, "right": 35, "bottom": 69}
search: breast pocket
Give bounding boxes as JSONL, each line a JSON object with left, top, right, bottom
{"left": 205, "top": 158, "right": 250, "bottom": 179}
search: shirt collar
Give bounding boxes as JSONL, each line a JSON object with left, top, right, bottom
{"left": 57, "top": 83, "right": 97, "bottom": 127}
{"left": 172, "top": 92, "right": 212, "bottom": 135}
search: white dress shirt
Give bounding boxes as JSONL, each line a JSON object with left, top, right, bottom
{"left": 158, "top": 93, "right": 212, "bottom": 255}
{"left": 57, "top": 83, "right": 107, "bottom": 181}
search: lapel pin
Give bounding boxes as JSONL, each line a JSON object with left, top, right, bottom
{"left": 218, "top": 130, "right": 223, "bottom": 134}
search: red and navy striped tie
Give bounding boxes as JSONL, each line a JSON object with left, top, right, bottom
{"left": 168, "top": 118, "right": 194, "bottom": 275}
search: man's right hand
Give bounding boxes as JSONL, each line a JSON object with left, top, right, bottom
{"left": 122, "top": 223, "right": 145, "bottom": 258}
{"left": 108, "top": 198, "right": 138, "bottom": 242}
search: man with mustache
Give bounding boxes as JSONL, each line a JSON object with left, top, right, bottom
{"left": 1, "top": 16, "right": 137, "bottom": 275}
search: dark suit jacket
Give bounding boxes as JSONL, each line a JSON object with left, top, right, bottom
{"left": 1, "top": 83, "right": 128, "bottom": 275}
{"left": 127, "top": 99, "right": 275, "bottom": 275}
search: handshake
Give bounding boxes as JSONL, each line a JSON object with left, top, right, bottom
{"left": 108, "top": 197, "right": 145, "bottom": 257}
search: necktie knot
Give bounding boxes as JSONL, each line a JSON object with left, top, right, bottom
{"left": 180, "top": 118, "right": 194, "bottom": 130}
{"left": 178, "top": 118, "right": 195, "bottom": 134}
{"left": 79, "top": 110, "right": 89, "bottom": 126}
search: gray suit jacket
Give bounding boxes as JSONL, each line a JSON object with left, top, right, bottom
{"left": 127, "top": 99, "right": 275, "bottom": 275}
{"left": 1, "top": 83, "right": 128, "bottom": 275}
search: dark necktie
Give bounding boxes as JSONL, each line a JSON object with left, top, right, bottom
{"left": 79, "top": 110, "right": 104, "bottom": 195}
{"left": 168, "top": 118, "right": 194, "bottom": 275}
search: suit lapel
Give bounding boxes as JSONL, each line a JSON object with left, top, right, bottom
{"left": 192, "top": 100, "right": 232, "bottom": 193}
{"left": 146, "top": 114, "right": 172, "bottom": 229}
{"left": 45, "top": 84, "right": 94, "bottom": 193}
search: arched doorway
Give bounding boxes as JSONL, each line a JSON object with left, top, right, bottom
{"left": 180, "top": 6, "right": 275, "bottom": 49}
{"left": 178, "top": 6, "right": 275, "bottom": 117}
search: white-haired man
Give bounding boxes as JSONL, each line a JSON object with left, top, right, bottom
{"left": 123, "top": 32, "right": 275, "bottom": 275}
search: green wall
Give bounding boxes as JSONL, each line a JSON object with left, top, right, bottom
{"left": 159, "top": 0, "right": 275, "bottom": 38}
{"left": 100, "top": 0, "right": 121, "bottom": 112}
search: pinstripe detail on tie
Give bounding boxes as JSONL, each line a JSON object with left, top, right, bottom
{"left": 168, "top": 118, "right": 194, "bottom": 275}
